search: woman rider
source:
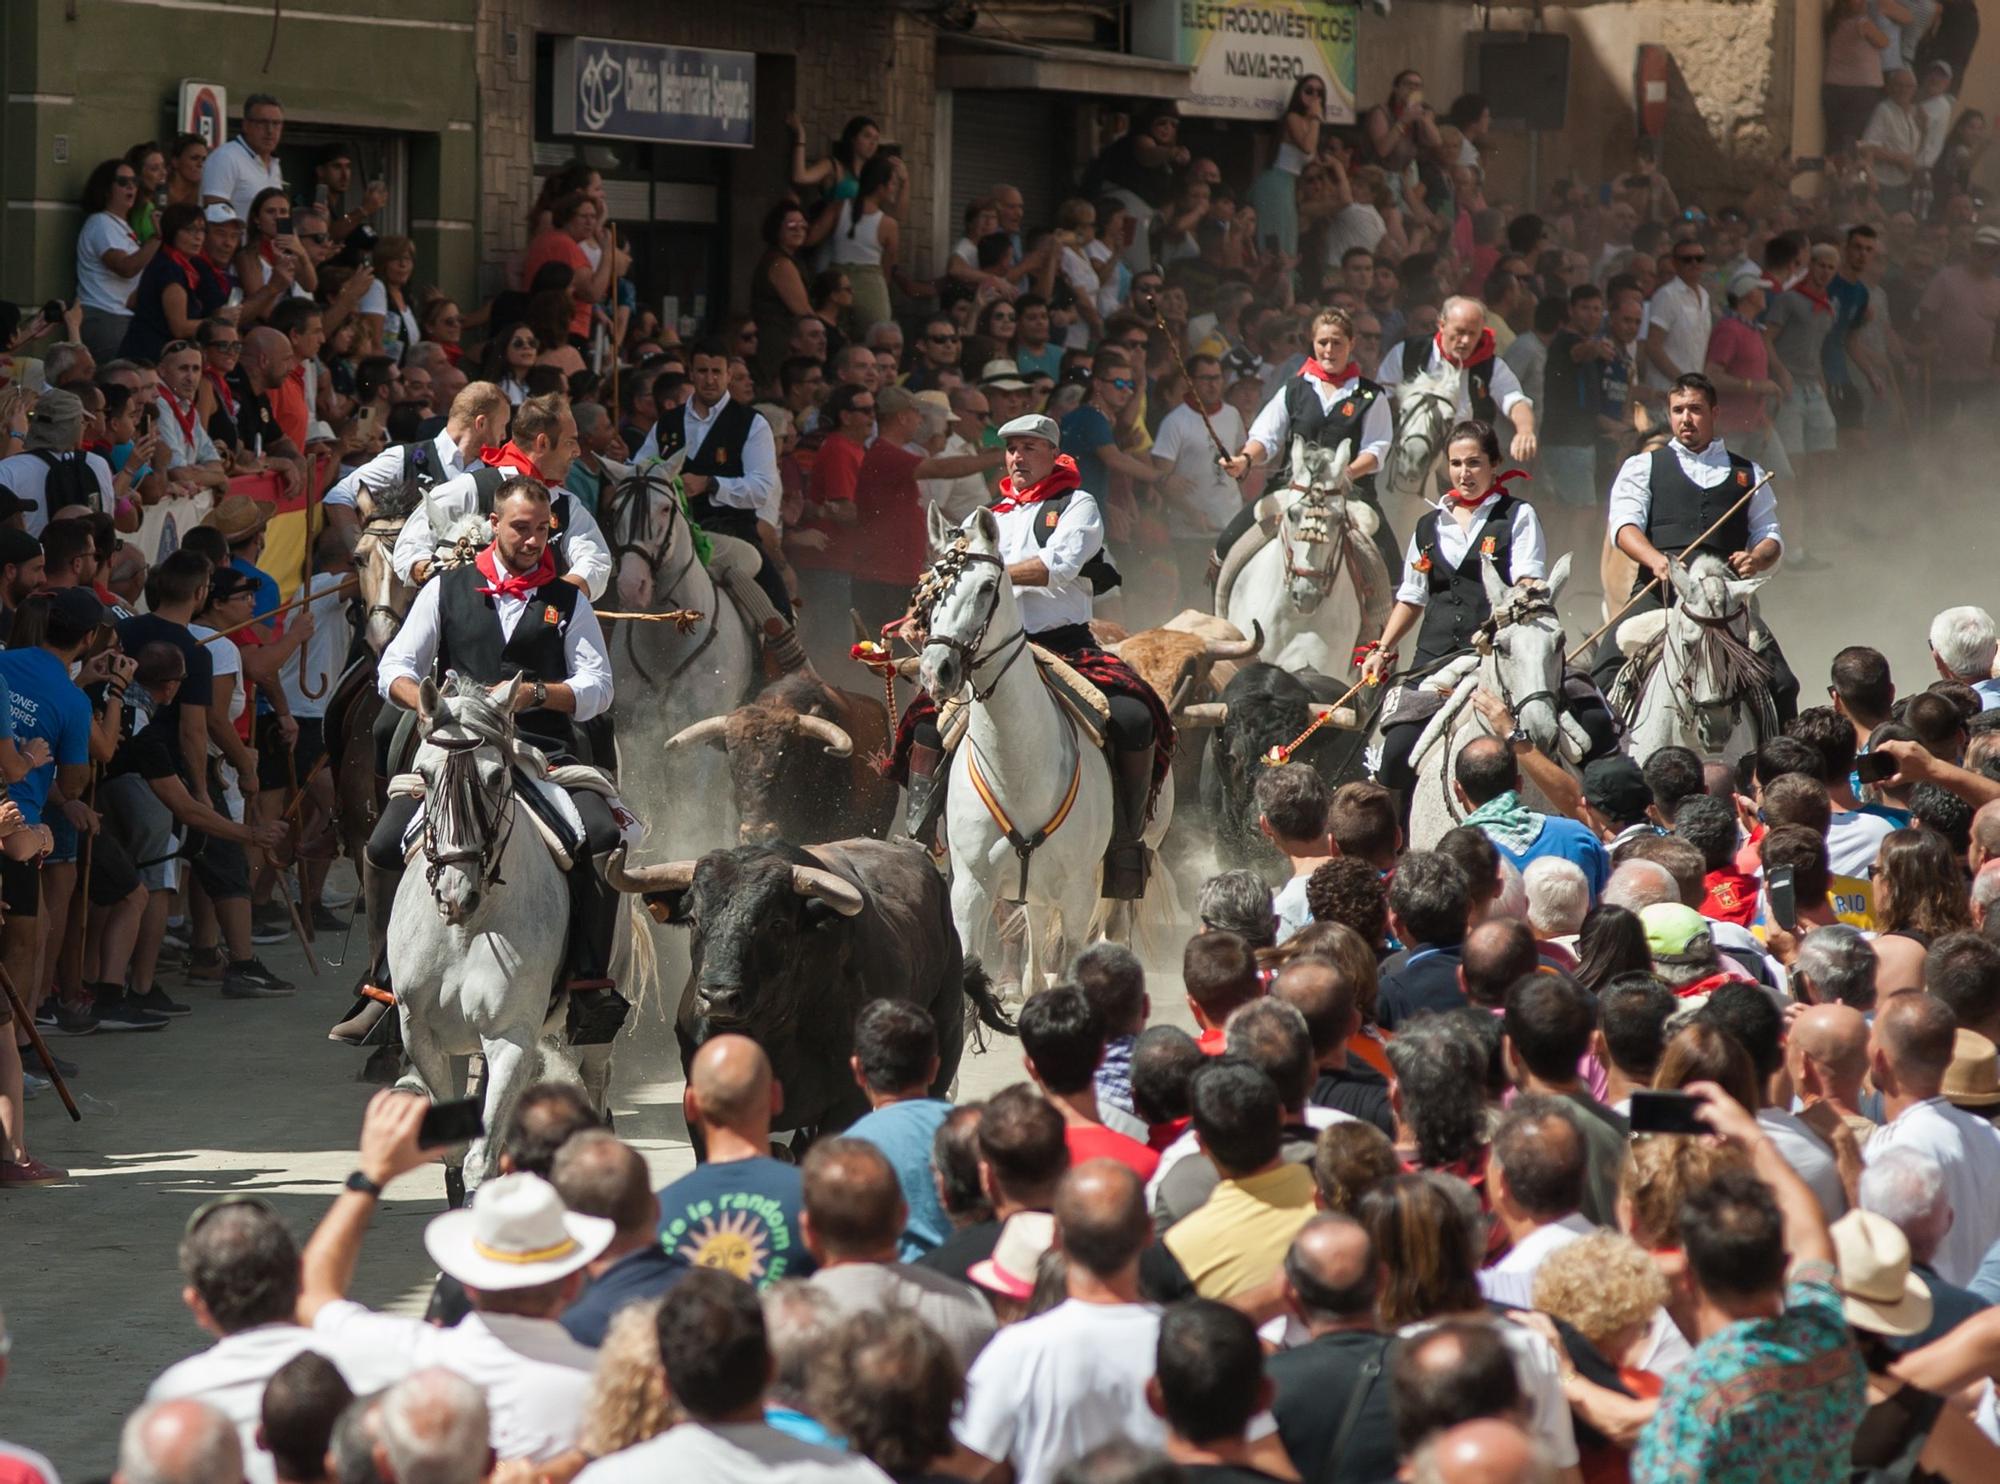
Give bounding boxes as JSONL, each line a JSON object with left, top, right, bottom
{"left": 1217, "top": 307, "right": 1401, "bottom": 577}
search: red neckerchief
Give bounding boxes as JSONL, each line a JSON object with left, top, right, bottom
{"left": 479, "top": 442, "right": 548, "bottom": 480}
{"left": 441, "top": 342, "right": 464, "bottom": 367}
{"left": 205, "top": 366, "right": 237, "bottom": 416}
{"left": 1183, "top": 394, "right": 1222, "bottom": 416}
{"left": 1435, "top": 328, "right": 1497, "bottom": 369}
{"left": 259, "top": 239, "right": 283, "bottom": 268}
{"left": 474, "top": 542, "right": 557, "bottom": 601}
{"left": 1301, "top": 358, "right": 1361, "bottom": 385}
{"left": 162, "top": 246, "right": 200, "bottom": 292}
{"left": 1444, "top": 467, "right": 1529, "bottom": 510}
{"left": 1673, "top": 968, "right": 1739, "bottom": 1000}
{"left": 1792, "top": 280, "right": 1834, "bottom": 315}
{"left": 159, "top": 385, "right": 199, "bottom": 446}
{"left": 992, "top": 453, "right": 1082, "bottom": 513}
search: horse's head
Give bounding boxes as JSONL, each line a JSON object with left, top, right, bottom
{"left": 601, "top": 456, "right": 688, "bottom": 609}
{"left": 917, "top": 506, "right": 1020, "bottom": 702}
{"left": 1477, "top": 553, "right": 1573, "bottom": 757}
{"left": 412, "top": 672, "right": 520, "bottom": 925}
{"left": 1387, "top": 361, "right": 1464, "bottom": 496}
{"left": 1666, "top": 553, "right": 1771, "bottom": 749}
{"left": 354, "top": 523, "right": 414, "bottom": 655}
{"left": 1279, "top": 438, "right": 1355, "bottom": 614}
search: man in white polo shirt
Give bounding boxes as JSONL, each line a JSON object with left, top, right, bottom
{"left": 201, "top": 94, "right": 287, "bottom": 223}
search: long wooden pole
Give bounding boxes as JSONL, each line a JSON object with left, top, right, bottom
{"left": 197, "top": 576, "right": 358, "bottom": 646}
{"left": 2, "top": 964, "right": 78, "bottom": 1122}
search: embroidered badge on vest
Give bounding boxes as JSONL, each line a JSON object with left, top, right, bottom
{"left": 542, "top": 604, "right": 560, "bottom": 625}
{"left": 1736, "top": 469, "right": 1750, "bottom": 487}
{"left": 1480, "top": 535, "right": 1498, "bottom": 556}
{"left": 1340, "top": 402, "right": 1355, "bottom": 416}
{"left": 1412, "top": 552, "right": 1433, "bottom": 573}
{"left": 1045, "top": 508, "right": 1060, "bottom": 528}
{"left": 712, "top": 447, "right": 728, "bottom": 464}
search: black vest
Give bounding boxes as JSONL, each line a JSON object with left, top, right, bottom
{"left": 464, "top": 465, "right": 575, "bottom": 569}
{"left": 1021, "top": 492, "right": 1120, "bottom": 597}
{"left": 1281, "top": 376, "right": 1385, "bottom": 499}
{"left": 1399, "top": 335, "right": 1495, "bottom": 423}
{"left": 378, "top": 439, "right": 451, "bottom": 522}
{"left": 1643, "top": 445, "right": 1755, "bottom": 564}
{"left": 651, "top": 400, "right": 760, "bottom": 537}
{"left": 434, "top": 561, "right": 582, "bottom": 758}
{"left": 1410, "top": 494, "right": 1519, "bottom": 666}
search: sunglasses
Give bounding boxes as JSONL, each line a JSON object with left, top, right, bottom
{"left": 299, "top": 231, "right": 329, "bottom": 244}
{"left": 1676, "top": 252, "right": 1706, "bottom": 263}
{"left": 114, "top": 174, "right": 138, "bottom": 186}
{"left": 928, "top": 333, "right": 959, "bottom": 342}
{"left": 1106, "top": 377, "right": 1136, "bottom": 390}
{"left": 160, "top": 340, "right": 197, "bottom": 357}
{"left": 849, "top": 403, "right": 876, "bottom": 414}
{"left": 510, "top": 338, "right": 537, "bottom": 350}
{"left": 184, "top": 1193, "right": 274, "bottom": 1238}
{"left": 207, "top": 341, "right": 242, "bottom": 355}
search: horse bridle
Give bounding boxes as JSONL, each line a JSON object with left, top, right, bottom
{"left": 916, "top": 543, "right": 1030, "bottom": 703}
{"left": 605, "top": 471, "right": 697, "bottom": 591}
{"left": 1665, "top": 600, "right": 1766, "bottom": 736}
{"left": 358, "top": 515, "right": 412, "bottom": 637}
{"left": 419, "top": 729, "right": 516, "bottom": 905}
{"left": 1276, "top": 483, "right": 1353, "bottom": 596}
{"left": 1474, "top": 591, "right": 1564, "bottom": 722}
{"left": 600, "top": 470, "right": 721, "bottom": 688}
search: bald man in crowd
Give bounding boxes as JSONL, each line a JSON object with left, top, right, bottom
{"left": 1969, "top": 801, "right": 2000, "bottom": 874}
{"left": 115, "top": 1400, "right": 244, "bottom": 1484}
{"left": 1788, "top": 1004, "right": 1877, "bottom": 1142}
{"left": 1268, "top": 1215, "right": 1398, "bottom": 1482}
{"left": 1411, "top": 1418, "right": 1555, "bottom": 1484}
{"left": 653, "top": 1035, "right": 817, "bottom": 1289}
{"left": 1866, "top": 992, "right": 2000, "bottom": 1284}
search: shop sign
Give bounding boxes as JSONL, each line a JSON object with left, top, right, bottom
{"left": 552, "top": 37, "right": 755, "bottom": 147}
{"left": 1157, "top": 1, "right": 1358, "bottom": 123}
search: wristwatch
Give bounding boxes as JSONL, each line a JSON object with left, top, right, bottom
{"left": 530, "top": 679, "right": 548, "bottom": 709}
{"left": 345, "top": 1170, "right": 384, "bottom": 1198}
{"left": 1505, "top": 725, "right": 1531, "bottom": 750}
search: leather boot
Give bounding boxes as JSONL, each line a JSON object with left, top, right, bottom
{"left": 331, "top": 864, "right": 400, "bottom": 1045}
{"left": 762, "top": 616, "right": 810, "bottom": 676}
{"left": 1103, "top": 747, "right": 1155, "bottom": 900}
{"left": 904, "top": 742, "right": 947, "bottom": 849}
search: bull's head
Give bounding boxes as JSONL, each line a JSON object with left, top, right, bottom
{"left": 607, "top": 846, "right": 863, "bottom": 1026}
{"left": 662, "top": 710, "right": 854, "bottom": 843}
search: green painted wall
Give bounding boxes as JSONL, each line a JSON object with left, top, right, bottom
{"left": 1, "top": 0, "right": 479, "bottom": 310}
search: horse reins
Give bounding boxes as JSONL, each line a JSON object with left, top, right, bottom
{"left": 602, "top": 470, "right": 723, "bottom": 689}
{"left": 420, "top": 731, "right": 516, "bottom": 903}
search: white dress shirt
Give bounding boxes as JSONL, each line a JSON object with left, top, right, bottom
{"left": 1645, "top": 277, "right": 1714, "bottom": 390}
{"left": 393, "top": 467, "right": 613, "bottom": 600}
{"left": 1375, "top": 339, "right": 1532, "bottom": 419}
{"left": 325, "top": 429, "right": 470, "bottom": 511}
{"left": 634, "top": 396, "right": 781, "bottom": 526}
{"left": 996, "top": 489, "right": 1103, "bottom": 633}
{"left": 378, "top": 564, "right": 614, "bottom": 724}
{"left": 1606, "top": 437, "right": 1783, "bottom": 555}
{"left": 1244, "top": 373, "right": 1392, "bottom": 472}
{"left": 1866, "top": 1097, "right": 2000, "bottom": 1285}
{"left": 311, "top": 1301, "right": 595, "bottom": 1462}
{"left": 1478, "top": 1212, "right": 1598, "bottom": 1309}
{"left": 1394, "top": 488, "right": 1546, "bottom": 606}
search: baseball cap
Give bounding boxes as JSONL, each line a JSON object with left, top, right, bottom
{"left": 24, "top": 389, "right": 83, "bottom": 453}
{"left": 1641, "top": 902, "right": 1713, "bottom": 963}
{"left": 206, "top": 567, "right": 259, "bottom": 603}
{"left": 48, "top": 586, "right": 104, "bottom": 633}
{"left": 1976, "top": 225, "right": 2000, "bottom": 250}
{"left": 1726, "top": 269, "right": 1766, "bottom": 301}
{"left": 1582, "top": 756, "right": 1652, "bottom": 824}
{"left": 980, "top": 358, "right": 1030, "bottom": 391}
{"left": 204, "top": 203, "right": 242, "bottom": 226}
{"left": 996, "top": 413, "right": 1060, "bottom": 446}
{"left": 0, "top": 490, "right": 31, "bottom": 525}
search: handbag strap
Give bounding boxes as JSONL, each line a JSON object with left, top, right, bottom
{"left": 1318, "top": 1347, "right": 1387, "bottom": 1484}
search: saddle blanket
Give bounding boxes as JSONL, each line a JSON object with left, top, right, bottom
{"left": 391, "top": 759, "right": 637, "bottom": 871}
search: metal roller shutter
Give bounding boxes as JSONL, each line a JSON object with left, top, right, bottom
{"left": 949, "top": 90, "right": 1067, "bottom": 232}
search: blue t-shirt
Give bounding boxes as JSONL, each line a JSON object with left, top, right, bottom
{"left": 232, "top": 556, "right": 282, "bottom": 716}
{"left": 0, "top": 649, "right": 90, "bottom": 825}
{"left": 845, "top": 1098, "right": 954, "bottom": 1260}
{"left": 1493, "top": 815, "right": 1613, "bottom": 900}
{"left": 1060, "top": 404, "right": 1115, "bottom": 497}
{"left": 1824, "top": 274, "right": 1869, "bottom": 385}
{"left": 655, "top": 1156, "right": 816, "bottom": 1290}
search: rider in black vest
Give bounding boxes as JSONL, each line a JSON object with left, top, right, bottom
{"left": 643, "top": 345, "right": 793, "bottom": 618}
{"left": 1216, "top": 309, "right": 1403, "bottom": 576}
{"left": 1595, "top": 372, "right": 1797, "bottom": 720}
{"left": 1384, "top": 298, "right": 1543, "bottom": 485}
{"left": 339, "top": 477, "right": 627, "bottom": 1047}
{"left": 1359, "top": 420, "right": 1597, "bottom": 804}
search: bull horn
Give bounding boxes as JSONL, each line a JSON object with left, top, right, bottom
{"left": 793, "top": 714, "right": 853, "bottom": 757}
{"left": 1205, "top": 620, "right": 1265, "bottom": 661}
{"left": 1166, "top": 657, "right": 1200, "bottom": 717}
{"left": 1178, "top": 702, "right": 1229, "bottom": 729}
{"left": 792, "top": 865, "right": 864, "bottom": 916}
{"left": 605, "top": 849, "right": 698, "bottom": 894}
{"left": 894, "top": 656, "right": 924, "bottom": 680}
{"left": 663, "top": 716, "right": 731, "bottom": 751}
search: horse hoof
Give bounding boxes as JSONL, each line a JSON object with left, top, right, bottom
{"left": 445, "top": 1168, "right": 467, "bottom": 1209}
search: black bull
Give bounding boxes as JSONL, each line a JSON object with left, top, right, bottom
{"left": 1195, "top": 662, "right": 1369, "bottom": 869}
{"left": 609, "top": 838, "right": 1015, "bottom": 1142}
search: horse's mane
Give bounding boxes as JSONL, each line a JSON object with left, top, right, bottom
{"left": 435, "top": 674, "right": 517, "bottom": 747}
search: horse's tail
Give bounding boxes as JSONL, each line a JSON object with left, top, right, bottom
{"left": 1087, "top": 848, "right": 1182, "bottom": 957}
{"left": 962, "top": 955, "right": 1017, "bottom": 1046}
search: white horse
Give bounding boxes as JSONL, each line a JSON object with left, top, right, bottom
{"left": 1622, "top": 552, "right": 1776, "bottom": 768}
{"left": 595, "top": 457, "right": 758, "bottom": 848}
{"left": 389, "top": 674, "right": 582, "bottom": 1194}
{"left": 919, "top": 507, "right": 1175, "bottom": 980}
{"left": 1383, "top": 361, "right": 1465, "bottom": 505}
{"left": 1403, "top": 555, "right": 1588, "bottom": 850}
{"left": 1216, "top": 439, "right": 1393, "bottom": 679}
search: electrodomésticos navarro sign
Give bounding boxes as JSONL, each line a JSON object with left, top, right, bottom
{"left": 553, "top": 37, "right": 755, "bottom": 147}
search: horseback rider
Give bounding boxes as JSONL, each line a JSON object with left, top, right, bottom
{"left": 338, "top": 476, "right": 625, "bottom": 1046}
{"left": 1216, "top": 307, "right": 1401, "bottom": 573}
{"left": 321, "top": 380, "right": 511, "bottom": 535}
{"left": 901, "top": 414, "right": 1163, "bottom": 899}
{"left": 633, "top": 339, "right": 810, "bottom": 672}
{"left": 1596, "top": 371, "right": 1799, "bottom": 720}
{"left": 1359, "top": 420, "right": 1616, "bottom": 801}
{"left": 393, "top": 392, "right": 611, "bottom": 600}
{"left": 1376, "top": 295, "right": 1540, "bottom": 469}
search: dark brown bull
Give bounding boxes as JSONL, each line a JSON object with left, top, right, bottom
{"left": 663, "top": 673, "right": 900, "bottom": 844}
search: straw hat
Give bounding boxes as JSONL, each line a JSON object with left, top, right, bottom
{"left": 422, "top": 1172, "right": 613, "bottom": 1291}
{"left": 967, "top": 1211, "right": 1056, "bottom": 1300}
{"left": 1943, "top": 1028, "right": 2000, "bottom": 1109}
{"left": 1830, "top": 1209, "right": 1932, "bottom": 1337}
{"left": 200, "top": 493, "right": 272, "bottom": 542}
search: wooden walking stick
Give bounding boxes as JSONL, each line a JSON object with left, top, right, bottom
{"left": 72, "top": 764, "right": 97, "bottom": 966}
{"left": 1565, "top": 473, "right": 1773, "bottom": 666}
{"left": 1, "top": 964, "right": 79, "bottom": 1122}
{"left": 196, "top": 578, "right": 359, "bottom": 645}
{"left": 300, "top": 465, "right": 327, "bottom": 702}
